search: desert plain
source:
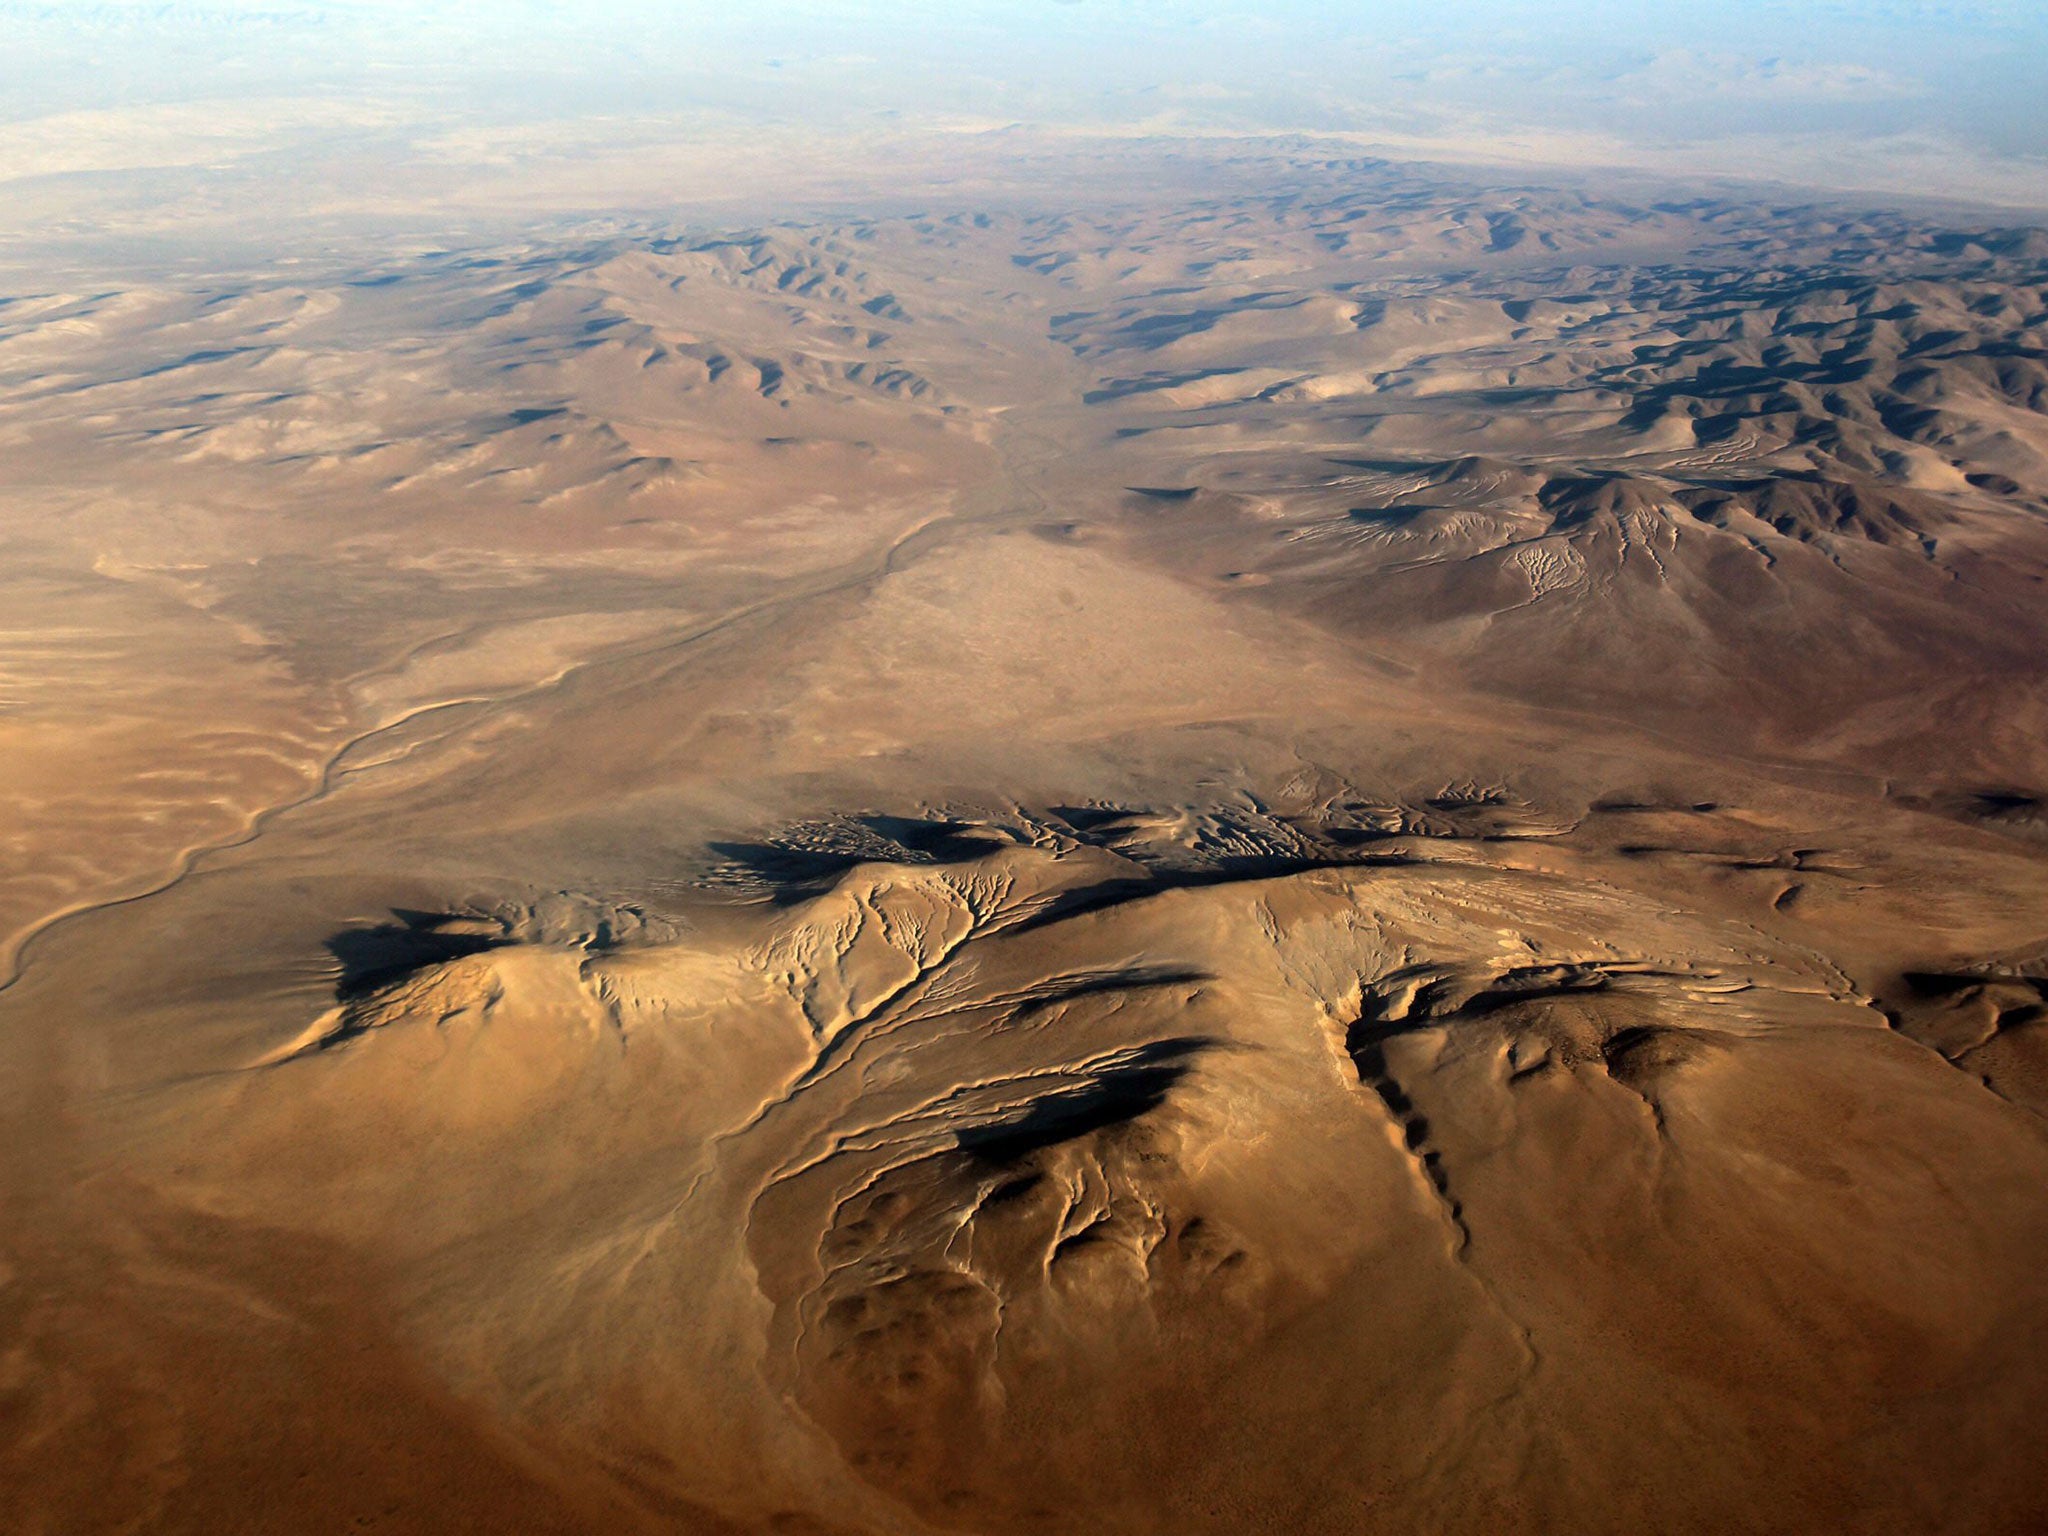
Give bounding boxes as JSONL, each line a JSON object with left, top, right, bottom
{"left": 0, "top": 141, "right": 2046, "bottom": 1533}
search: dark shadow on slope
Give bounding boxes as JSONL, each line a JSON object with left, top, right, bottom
{"left": 957, "top": 1037, "right": 1213, "bottom": 1163}
{"left": 708, "top": 815, "right": 1014, "bottom": 903}
{"left": 857, "top": 815, "right": 1008, "bottom": 860}
{"left": 326, "top": 910, "right": 508, "bottom": 999}
{"left": 999, "top": 965, "right": 1214, "bottom": 1017}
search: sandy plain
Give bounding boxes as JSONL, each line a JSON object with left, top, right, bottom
{"left": 1, "top": 151, "right": 2046, "bottom": 1533}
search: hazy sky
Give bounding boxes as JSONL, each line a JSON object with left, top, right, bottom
{"left": 2, "top": 0, "right": 2044, "bottom": 246}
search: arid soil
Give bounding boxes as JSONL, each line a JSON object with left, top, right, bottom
{"left": 3, "top": 157, "right": 2046, "bottom": 1533}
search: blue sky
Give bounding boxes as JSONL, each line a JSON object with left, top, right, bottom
{"left": 1, "top": 1, "right": 2043, "bottom": 215}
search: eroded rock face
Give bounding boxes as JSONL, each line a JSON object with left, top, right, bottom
{"left": 111, "top": 811, "right": 2031, "bottom": 1534}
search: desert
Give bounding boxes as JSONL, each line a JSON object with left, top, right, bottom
{"left": 2, "top": 8, "right": 2047, "bottom": 1531}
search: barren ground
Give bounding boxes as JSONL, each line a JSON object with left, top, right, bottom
{"left": 3, "top": 153, "right": 2046, "bottom": 1533}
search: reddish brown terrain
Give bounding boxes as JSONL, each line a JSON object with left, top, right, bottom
{"left": 2, "top": 156, "right": 2046, "bottom": 1532}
